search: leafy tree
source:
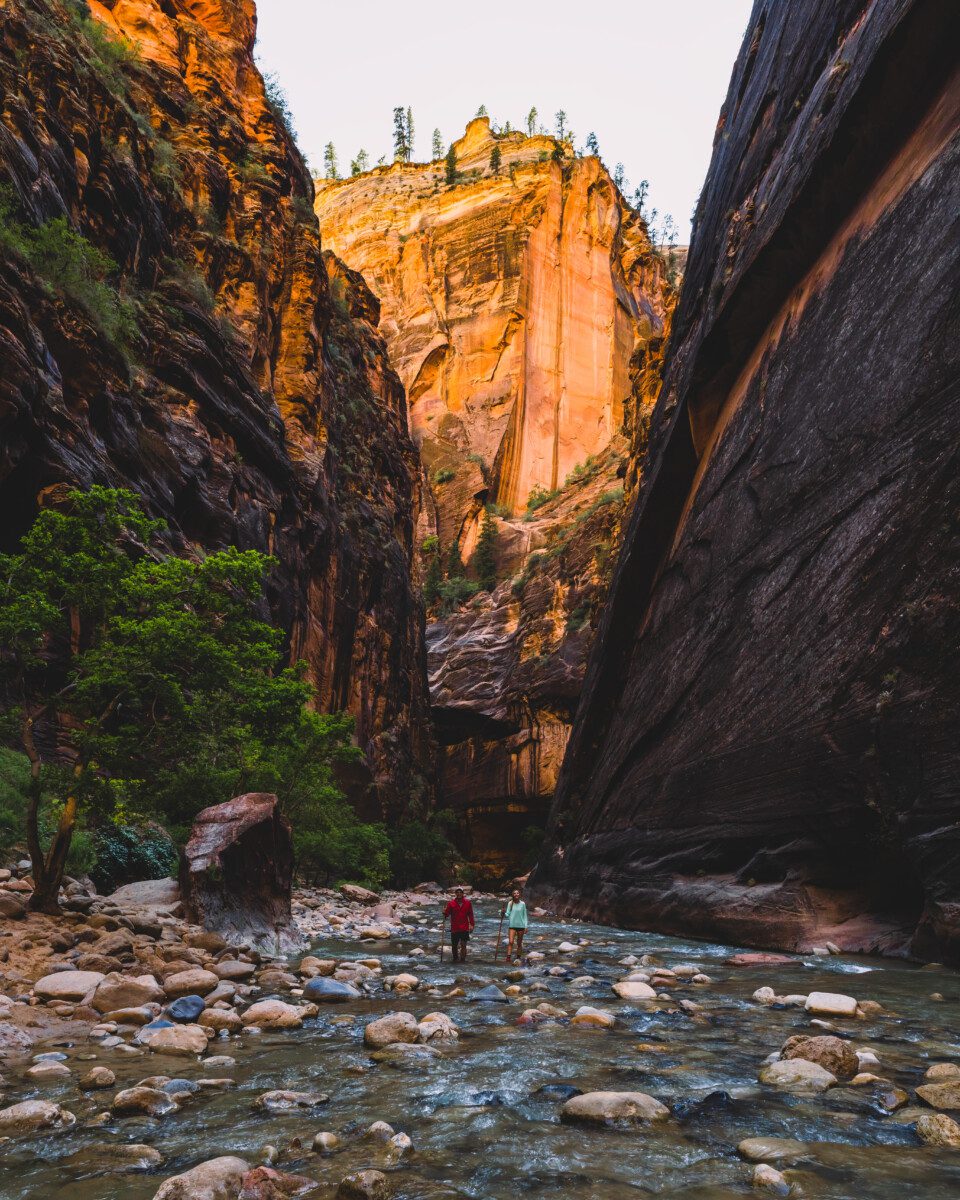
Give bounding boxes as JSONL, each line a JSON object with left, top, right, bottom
{"left": 555, "top": 110, "right": 567, "bottom": 140}
{"left": 585, "top": 131, "right": 600, "bottom": 156}
{"left": 393, "top": 106, "right": 408, "bottom": 162}
{"left": 323, "top": 142, "right": 340, "bottom": 179}
{"left": 445, "top": 143, "right": 457, "bottom": 185}
{"left": 0, "top": 487, "right": 362, "bottom": 910}
{"left": 406, "top": 106, "right": 415, "bottom": 159}
{"left": 526, "top": 106, "right": 538, "bottom": 136}
{"left": 350, "top": 148, "right": 370, "bottom": 176}
{"left": 432, "top": 128, "right": 443, "bottom": 159}
{"left": 389, "top": 812, "right": 458, "bottom": 887}
{"left": 490, "top": 144, "right": 502, "bottom": 175}
{"left": 446, "top": 537, "right": 465, "bottom": 579}
{"left": 263, "top": 71, "right": 297, "bottom": 142}
{"left": 472, "top": 508, "right": 499, "bottom": 592}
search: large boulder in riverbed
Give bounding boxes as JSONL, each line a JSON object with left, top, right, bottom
{"left": 561, "top": 1091, "right": 669, "bottom": 1124}
{"left": 153, "top": 1156, "right": 250, "bottom": 1199}
{"left": 180, "top": 794, "right": 293, "bottom": 946}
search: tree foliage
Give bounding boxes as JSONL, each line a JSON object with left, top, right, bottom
{"left": 472, "top": 508, "right": 499, "bottom": 592}
{"left": 445, "top": 143, "right": 457, "bottom": 186}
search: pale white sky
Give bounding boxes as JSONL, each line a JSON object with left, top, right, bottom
{"left": 254, "top": 0, "right": 754, "bottom": 242}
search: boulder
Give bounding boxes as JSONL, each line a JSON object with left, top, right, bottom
{"left": 180, "top": 794, "right": 294, "bottom": 944}
{"left": 0, "top": 1099, "right": 76, "bottom": 1134}
{"left": 92, "top": 973, "right": 164, "bottom": 1013}
{"left": 571, "top": 1006, "right": 615, "bottom": 1028}
{"left": 68, "top": 1142, "right": 164, "bottom": 1172}
{"left": 153, "top": 1156, "right": 251, "bottom": 1200}
{"left": 915, "top": 1112, "right": 960, "bottom": 1147}
{"left": 336, "top": 1170, "right": 390, "bottom": 1200}
{"left": 112, "top": 1086, "right": 180, "bottom": 1117}
{"left": 781, "top": 1034, "right": 859, "bottom": 1079}
{"left": 752, "top": 1164, "right": 790, "bottom": 1195}
{"left": 313, "top": 1132, "right": 340, "bottom": 1154}
{"left": 468, "top": 984, "right": 508, "bottom": 1003}
{"left": 364, "top": 1011, "right": 419, "bottom": 1048}
{"left": 34, "top": 970, "right": 104, "bottom": 1001}
{"left": 339, "top": 884, "right": 380, "bottom": 905}
{"left": 242, "top": 1000, "right": 303, "bottom": 1029}
{"left": 254, "top": 1090, "right": 328, "bottom": 1112}
{"left": 168, "top": 995, "right": 207, "bottom": 1022}
{"left": 303, "top": 977, "right": 360, "bottom": 1003}
{"left": 561, "top": 1091, "right": 669, "bottom": 1123}
{"left": 214, "top": 960, "right": 256, "bottom": 981}
{"left": 80, "top": 1066, "right": 116, "bottom": 1089}
{"left": 418, "top": 1012, "right": 459, "bottom": 1042}
{"left": 143, "top": 1024, "right": 209, "bottom": 1056}
{"left": 759, "top": 1059, "right": 837, "bottom": 1093}
{"left": 164, "top": 968, "right": 219, "bottom": 999}
{"left": 916, "top": 1079, "right": 960, "bottom": 1110}
{"left": 237, "top": 1165, "right": 319, "bottom": 1198}
{"left": 0, "top": 892, "right": 26, "bottom": 918}
{"left": 804, "top": 991, "right": 858, "bottom": 1017}
{"left": 109, "top": 878, "right": 180, "bottom": 909}
{"left": 199, "top": 1008, "right": 243, "bottom": 1033}
{"left": 612, "top": 980, "right": 656, "bottom": 1001}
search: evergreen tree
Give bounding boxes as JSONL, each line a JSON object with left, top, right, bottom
{"left": 423, "top": 550, "right": 442, "bottom": 608}
{"left": 490, "top": 144, "right": 502, "bottom": 175}
{"left": 613, "top": 162, "right": 626, "bottom": 192}
{"left": 432, "top": 128, "right": 443, "bottom": 159}
{"left": 632, "top": 179, "right": 649, "bottom": 216}
{"left": 322, "top": 142, "right": 339, "bottom": 179}
{"left": 445, "top": 143, "right": 457, "bottom": 186}
{"left": 392, "top": 106, "right": 408, "bottom": 162}
{"left": 475, "top": 103, "right": 488, "bottom": 118}
{"left": 446, "top": 537, "right": 464, "bottom": 578}
{"left": 586, "top": 131, "right": 600, "bottom": 156}
{"left": 472, "top": 509, "right": 499, "bottom": 593}
{"left": 526, "top": 106, "right": 538, "bottom": 136}
{"left": 406, "top": 106, "right": 415, "bottom": 159}
{"left": 555, "top": 110, "right": 567, "bottom": 140}
{"left": 350, "top": 149, "right": 370, "bottom": 176}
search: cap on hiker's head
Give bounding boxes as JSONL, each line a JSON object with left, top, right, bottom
{"left": 455, "top": 886, "right": 464, "bottom": 894}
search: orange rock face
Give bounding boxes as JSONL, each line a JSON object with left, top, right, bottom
{"left": 314, "top": 117, "right": 673, "bottom": 546}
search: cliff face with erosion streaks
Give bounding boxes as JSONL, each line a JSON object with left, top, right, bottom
{"left": 0, "top": 0, "right": 432, "bottom": 815}
{"left": 315, "top": 121, "right": 674, "bottom": 877}
{"left": 532, "top": 0, "right": 960, "bottom": 961}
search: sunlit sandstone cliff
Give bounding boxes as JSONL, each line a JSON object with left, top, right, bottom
{"left": 0, "top": 0, "right": 432, "bottom": 815}
{"left": 532, "top": 0, "right": 960, "bottom": 961}
{"left": 315, "top": 120, "right": 675, "bottom": 876}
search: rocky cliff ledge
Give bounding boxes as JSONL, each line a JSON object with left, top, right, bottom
{"left": 315, "top": 119, "right": 674, "bottom": 876}
{"left": 532, "top": 0, "right": 960, "bottom": 961}
{"left": 0, "top": 0, "right": 432, "bottom": 814}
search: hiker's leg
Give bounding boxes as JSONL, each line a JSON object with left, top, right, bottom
{"left": 515, "top": 930, "right": 524, "bottom": 959}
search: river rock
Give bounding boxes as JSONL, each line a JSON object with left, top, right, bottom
{"left": 916, "top": 1079, "right": 960, "bottom": 1110}
{"left": 112, "top": 1086, "right": 180, "bottom": 1117}
{"left": 571, "top": 1006, "right": 615, "bottom": 1029}
{"left": 164, "top": 969, "right": 219, "bottom": 999}
{"left": 0, "top": 892, "right": 26, "bottom": 918}
{"left": 153, "top": 1155, "right": 251, "bottom": 1200}
{"left": 303, "top": 977, "right": 360, "bottom": 1003}
{"left": 364, "top": 1011, "right": 419, "bottom": 1048}
{"left": 299, "top": 957, "right": 336, "bottom": 978}
{"left": 612, "top": 980, "right": 656, "bottom": 1001}
{"left": 143, "top": 1024, "right": 209, "bottom": 1056}
{"left": 80, "top": 1066, "right": 116, "bottom": 1089}
{"left": 69, "top": 1142, "right": 164, "bottom": 1172}
{"left": 340, "top": 884, "right": 380, "bottom": 905}
{"left": 366, "top": 1120, "right": 395, "bottom": 1140}
{"left": 89, "top": 972, "right": 162, "bottom": 1012}
{"left": 469, "top": 984, "right": 508, "bottom": 1003}
{"left": 199, "top": 1008, "right": 243, "bottom": 1033}
{"left": 804, "top": 991, "right": 858, "bottom": 1017}
{"left": 242, "top": 1000, "right": 303, "bottom": 1029}
{"left": 168, "top": 995, "right": 207, "bottom": 1022}
{"left": 738, "top": 1137, "right": 809, "bottom": 1162}
{"left": 915, "top": 1112, "right": 960, "bottom": 1148}
{"left": 561, "top": 1091, "right": 669, "bottom": 1124}
{"left": 752, "top": 1164, "right": 790, "bottom": 1195}
{"left": 781, "top": 1035, "right": 859, "bottom": 1079}
{"left": 238, "top": 1165, "right": 319, "bottom": 1198}
{"left": 418, "top": 1011, "right": 458, "bottom": 1042}
{"left": 34, "top": 970, "right": 104, "bottom": 1001}
{"left": 26, "top": 1060, "right": 71, "bottom": 1080}
{"left": 110, "top": 878, "right": 180, "bottom": 909}
{"left": 213, "top": 960, "right": 257, "bottom": 981}
{"left": 384, "top": 973, "right": 419, "bottom": 991}
{"left": 759, "top": 1059, "right": 836, "bottom": 1093}
{"left": 925, "top": 1063, "right": 960, "bottom": 1081}
{"left": 336, "top": 1169, "right": 390, "bottom": 1200}
{"left": 1, "top": 1099, "right": 71, "bottom": 1136}
{"left": 312, "top": 1131, "right": 340, "bottom": 1154}
{"left": 254, "top": 1090, "right": 328, "bottom": 1113}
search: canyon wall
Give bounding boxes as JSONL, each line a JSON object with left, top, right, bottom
{"left": 315, "top": 123, "right": 674, "bottom": 877}
{"left": 0, "top": 0, "right": 432, "bottom": 816}
{"left": 532, "top": 0, "right": 960, "bottom": 961}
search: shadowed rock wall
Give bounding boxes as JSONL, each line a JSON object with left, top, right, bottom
{"left": 532, "top": 0, "right": 960, "bottom": 961}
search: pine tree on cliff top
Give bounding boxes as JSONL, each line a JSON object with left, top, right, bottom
{"left": 555, "top": 110, "right": 567, "bottom": 140}
{"left": 432, "top": 128, "right": 443, "bottom": 159}
{"left": 406, "top": 106, "right": 415, "bottom": 160}
{"left": 526, "top": 106, "right": 538, "bottom": 136}
{"left": 323, "top": 142, "right": 339, "bottom": 179}
{"left": 472, "top": 508, "right": 499, "bottom": 593}
{"left": 393, "top": 106, "right": 408, "bottom": 162}
{"left": 586, "top": 131, "right": 599, "bottom": 156}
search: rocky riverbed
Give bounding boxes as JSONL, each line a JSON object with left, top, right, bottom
{"left": 0, "top": 872, "right": 959, "bottom": 1199}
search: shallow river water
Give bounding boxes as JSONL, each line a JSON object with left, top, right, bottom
{"left": 3, "top": 904, "right": 959, "bottom": 1199}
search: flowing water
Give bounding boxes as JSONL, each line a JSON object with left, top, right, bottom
{"left": 3, "top": 904, "right": 959, "bottom": 1199}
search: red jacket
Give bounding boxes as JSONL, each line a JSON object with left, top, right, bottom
{"left": 445, "top": 897, "right": 474, "bottom": 933}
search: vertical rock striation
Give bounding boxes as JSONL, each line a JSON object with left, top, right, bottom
{"left": 0, "top": 0, "right": 432, "bottom": 814}
{"left": 532, "top": 0, "right": 960, "bottom": 961}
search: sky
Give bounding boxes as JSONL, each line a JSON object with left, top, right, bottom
{"left": 253, "top": 0, "right": 755, "bottom": 244}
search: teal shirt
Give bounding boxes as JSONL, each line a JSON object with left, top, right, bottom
{"left": 506, "top": 899, "right": 528, "bottom": 929}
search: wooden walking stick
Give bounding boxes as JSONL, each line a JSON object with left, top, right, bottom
{"left": 493, "top": 904, "right": 505, "bottom": 963}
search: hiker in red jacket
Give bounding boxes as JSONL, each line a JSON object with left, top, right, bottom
{"left": 444, "top": 887, "right": 475, "bottom": 962}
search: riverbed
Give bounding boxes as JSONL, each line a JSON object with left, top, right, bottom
{"left": 3, "top": 903, "right": 959, "bottom": 1199}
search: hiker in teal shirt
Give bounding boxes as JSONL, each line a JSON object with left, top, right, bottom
{"left": 503, "top": 888, "right": 528, "bottom": 963}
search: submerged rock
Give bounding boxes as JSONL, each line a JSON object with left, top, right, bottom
{"left": 759, "top": 1059, "right": 836, "bottom": 1094}
{"left": 561, "top": 1091, "right": 669, "bottom": 1124}
{"left": 0, "top": 1100, "right": 75, "bottom": 1134}
{"left": 153, "top": 1156, "right": 251, "bottom": 1200}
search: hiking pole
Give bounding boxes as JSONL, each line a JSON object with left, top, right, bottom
{"left": 494, "top": 906, "right": 505, "bottom": 963}
{"left": 439, "top": 915, "right": 445, "bottom": 963}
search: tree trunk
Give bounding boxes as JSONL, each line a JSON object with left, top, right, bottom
{"left": 28, "top": 792, "right": 77, "bottom": 914}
